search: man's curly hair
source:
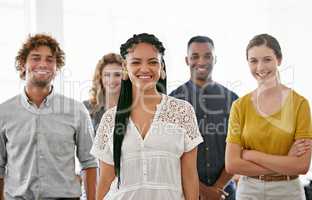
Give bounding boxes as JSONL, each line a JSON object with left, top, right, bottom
{"left": 15, "top": 34, "right": 65, "bottom": 80}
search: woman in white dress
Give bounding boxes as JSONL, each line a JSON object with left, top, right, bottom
{"left": 91, "top": 33, "right": 203, "bottom": 200}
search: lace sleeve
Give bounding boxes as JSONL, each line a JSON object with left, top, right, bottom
{"left": 159, "top": 97, "right": 203, "bottom": 152}
{"left": 90, "top": 107, "right": 116, "bottom": 165}
{"left": 182, "top": 102, "right": 203, "bottom": 152}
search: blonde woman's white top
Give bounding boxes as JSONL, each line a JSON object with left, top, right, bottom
{"left": 90, "top": 95, "right": 203, "bottom": 200}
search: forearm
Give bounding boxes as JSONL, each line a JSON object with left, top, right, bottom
{"left": 96, "top": 178, "right": 113, "bottom": 200}
{"left": 182, "top": 173, "right": 199, "bottom": 200}
{"left": 213, "top": 168, "right": 233, "bottom": 189}
{"left": 226, "top": 143, "right": 275, "bottom": 176}
{"left": 181, "top": 148, "right": 199, "bottom": 200}
{"left": 96, "top": 161, "right": 116, "bottom": 200}
{"left": 0, "top": 178, "right": 3, "bottom": 200}
{"left": 82, "top": 167, "right": 97, "bottom": 200}
{"left": 250, "top": 151, "right": 311, "bottom": 175}
{"left": 226, "top": 156, "right": 274, "bottom": 176}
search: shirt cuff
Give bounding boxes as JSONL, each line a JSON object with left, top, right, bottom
{"left": 80, "top": 158, "right": 98, "bottom": 170}
{"left": 0, "top": 166, "right": 5, "bottom": 178}
{"left": 185, "top": 136, "right": 204, "bottom": 152}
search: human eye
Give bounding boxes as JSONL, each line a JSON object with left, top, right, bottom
{"left": 31, "top": 56, "right": 40, "bottom": 62}
{"left": 103, "top": 73, "right": 110, "bottom": 77}
{"left": 149, "top": 60, "right": 160, "bottom": 65}
{"left": 264, "top": 57, "right": 272, "bottom": 63}
{"left": 191, "top": 55, "right": 199, "bottom": 60}
{"left": 114, "top": 72, "right": 122, "bottom": 77}
{"left": 204, "top": 54, "right": 212, "bottom": 60}
{"left": 130, "top": 61, "right": 140, "bottom": 65}
{"left": 248, "top": 59, "right": 257, "bottom": 64}
{"left": 46, "top": 57, "right": 55, "bottom": 64}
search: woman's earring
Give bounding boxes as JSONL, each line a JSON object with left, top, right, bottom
{"left": 122, "top": 68, "right": 129, "bottom": 80}
{"left": 160, "top": 69, "right": 166, "bottom": 80}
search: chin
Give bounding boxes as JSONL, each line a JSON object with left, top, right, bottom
{"left": 31, "top": 79, "right": 52, "bottom": 87}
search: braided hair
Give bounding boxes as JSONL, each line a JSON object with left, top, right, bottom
{"left": 114, "top": 33, "right": 167, "bottom": 188}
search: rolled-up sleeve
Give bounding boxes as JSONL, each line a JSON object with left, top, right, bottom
{"left": 0, "top": 119, "right": 7, "bottom": 178}
{"left": 76, "top": 104, "right": 98, "bottom": 170}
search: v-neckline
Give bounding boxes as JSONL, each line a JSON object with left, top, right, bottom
{"left": 129, "top": 94, "right": 166, "bottom": 142}
{"left": 248, "top": 89, "right": 292, "bottom": 118}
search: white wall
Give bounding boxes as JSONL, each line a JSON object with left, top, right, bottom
{"left": 2, "top": 0, "right": 311, "bottom": 103}
{"left": 0, "top": 0, "right": 312, "bottom": 183}
{"left": 61, "top": 0, "right": 312, "bottom": 104}
{"left": 0, "top": 0, "right": 311, "bottom": 101}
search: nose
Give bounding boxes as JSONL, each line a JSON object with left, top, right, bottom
{"left": 197, "top": 55, "right": 210, "bottom": 66}
{"left": 198, "top": 56, "right": 206, "bottom": 65}
{"left": 256, "top": 61, "right": 266, "bottom": 72}
{"left": 111, "top": 75, "right": 121, "bottom": 83}
{"left": 139, "top": 63, "right": 150, "bottom": 73}
{"left": 39, "top": 59, "right": 49, "bottom": 68}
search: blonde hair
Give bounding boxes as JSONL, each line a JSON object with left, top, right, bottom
{"left": 89, "top": 53, "right": 123, "bottom": 113}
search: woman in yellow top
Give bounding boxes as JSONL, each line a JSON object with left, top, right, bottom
{"left": 225, "top": 33, "right": 312, "bottom": 200}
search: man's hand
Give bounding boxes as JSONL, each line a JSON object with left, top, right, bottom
{"left": 199, "top": 181, "right": 228, "bottom": 200}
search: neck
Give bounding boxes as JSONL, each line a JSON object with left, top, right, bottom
{"left": 132, "top": 87, "right": 161, "bottom": 109}
{"left": 25, "top": 83, "right": 52, "bottom": 107}
{"left": 256, "top": 82, "right": 282, "bottom": 97}
{"left": 104, "top": 93, "right": 119, "bottom": 110}
{"left": 191, "top": 77, "right": 213, "bottom": 88}
{"left": 256, "top": 76, "right": 280, "bottom": 95}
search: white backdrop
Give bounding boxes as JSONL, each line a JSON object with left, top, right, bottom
{"left": 0, "top": 0, "right": 312, "bottom": 183}
{"left": 1, "top": 0, "right": 311, "bottom": 103}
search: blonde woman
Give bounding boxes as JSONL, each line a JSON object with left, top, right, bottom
{"left": 83, "top": 53, "right": 123, "bottom": 132}
{"left": 81, "top": 53, "right": 122, "bottom": 200}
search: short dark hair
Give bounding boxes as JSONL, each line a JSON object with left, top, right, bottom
{"left": 246, "top": 33, "right": 282, "bottom": 60}
{"left": 187, "top": 35, "right": 214, "bottom": 50}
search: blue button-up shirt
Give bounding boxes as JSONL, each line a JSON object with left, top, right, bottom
{"left": 0, "top": 88, "right": 97, "bottom": 199}
{"left": 170, "top": 80, "right": 238, "bottom": 186}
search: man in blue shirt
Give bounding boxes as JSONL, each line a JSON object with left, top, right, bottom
{"left": 170, "top": 36, "right": 238, "bottom": 200}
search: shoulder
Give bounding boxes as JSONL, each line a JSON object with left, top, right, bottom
{"left": 160, "top": 95, "right": 202, "bottom": 142}
{"left": 213, "top": 82, "right": 239, "bottom": 99}
{"left": 83, "top": 100, "right": 91, "bottom": 109}
{"left": 230, "top": 92, "right": 251, "bottom": 112}
{"left": 291, "top": 90, "right": 308, "bottom": 102}
{"left": 169, "top": 82, "right": 190, "bottom": 97}
{"left": 164, "top": 95, "right": 194, "bottom": 111}
{"left": 0, "top": 95, "right": 21, "bottom": 116}
{"left": 290, "top": 90, "right": 310, "bottom": 109}
{"left": 100, "top": 106, "right": 116, "bottom": 124}
{"left": 53, "top": 93, "right": 89, "bottom": 115}
{"left": 159, "top": 95, "right": 196, "bottom": 126}
{"left": 96, "top": 106, "right": 116, "bottom": 139}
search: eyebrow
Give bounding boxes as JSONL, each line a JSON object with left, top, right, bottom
{"left": 191, "top": 52, "right": 212, "bottom": 55}
{"left": 148, "top": 58, "right": 159, "bottom": 61}
{"left": 29, "top": 53, "right": 41, "bottom": 57}
{"left": 29, "top": 53, "right": 54, "bottom": 58}
{"left": 130, "top": 57, "right": 159, "bottom": 61}
{"left": 249, "top": 55, "right": 273, "bottom": 59}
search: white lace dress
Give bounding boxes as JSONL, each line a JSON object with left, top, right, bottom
{"left": 90, "top": 95, "right": 203, "bottom": 200}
